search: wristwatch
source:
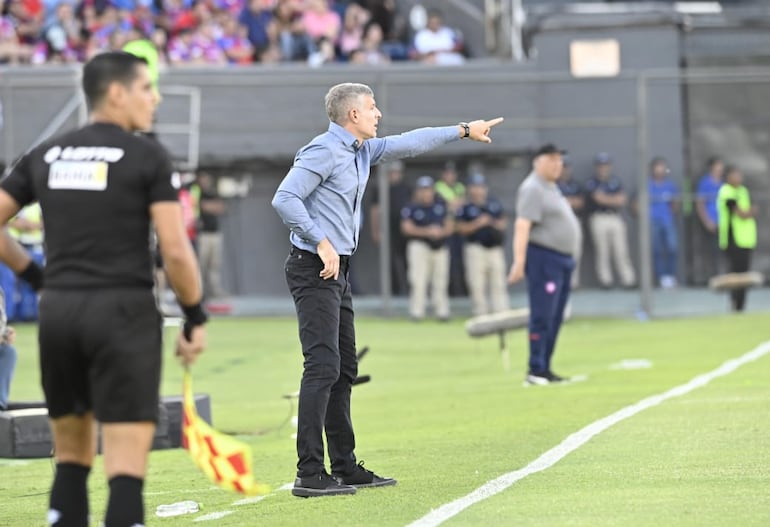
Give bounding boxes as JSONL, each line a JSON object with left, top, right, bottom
{"left": 459, "top": 122, "right": 470, "bottom": 139}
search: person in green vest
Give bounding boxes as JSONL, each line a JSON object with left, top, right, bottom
{"left": 717, "top": 165, "right": 757, "bottom": 312}
{"left": 123, "top": 30, "right": 161, "bottom": 101}
{"left": 434, "top": 161, "right": 467, "bottom": 296}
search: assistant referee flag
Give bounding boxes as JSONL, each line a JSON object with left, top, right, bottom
{"left": 182, "top": 370, "right": 270, "bottom": 496}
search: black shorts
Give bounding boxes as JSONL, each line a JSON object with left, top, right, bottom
{"left": 39, "top": 288, "right": 163, "bottom": 423}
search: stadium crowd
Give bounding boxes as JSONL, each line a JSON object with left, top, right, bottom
{"left": 0, "top": 0, "right": 466, "bottom": 66}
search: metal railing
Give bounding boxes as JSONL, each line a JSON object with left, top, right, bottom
{"left": 1, "top": 71, "right": 201, "bottom": 170}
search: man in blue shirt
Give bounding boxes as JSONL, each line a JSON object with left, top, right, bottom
{"left": 696, "top": 156, "right": 724, "bottom": 281}
{"left": 584, "top": 152, "right": 636, "bottom": 288}
{"left": 648, "top": 157, "right": 680, "bottom": 288}
{"left": 455, "top": 173, "right": 508, "bottom": 315}
{"left": 401, "top": 176, "right": 454, "bottom": 321}
{"left": 272, "top": 82, "right": 502, "bottom": 498}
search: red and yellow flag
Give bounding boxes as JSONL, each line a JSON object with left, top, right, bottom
{"left": 182, "top": 371, "right": 270, "bottom": 496}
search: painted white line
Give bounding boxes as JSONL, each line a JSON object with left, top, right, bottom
{"left": 610, "top": 359, "right": 653, "bottom": 370}
{"left": 232, "top": 496, "right": 267, "bottom": 506}
{"left": 194, "top": 511, "right": 234, "bottom": 522}
{"left": 147, "top": 486, "right": 220, "bottom": 497}
{"left": 408, "top": 340, "right": 770, "bottom": 527}
{"left": 0, "top": 460, "right": 30, "bottom": 467}
{"left": 231, "top": 482, "right": 293, "bottom": 506}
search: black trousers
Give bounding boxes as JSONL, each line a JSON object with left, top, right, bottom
{"left": 285, "top": 246, "right": 358, "bottom": 477}
{"left": 725, "top": 247, "right": 752, "bottom": 312}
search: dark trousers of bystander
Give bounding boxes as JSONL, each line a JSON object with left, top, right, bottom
{"left": 724, "top": 246, "right": 752, "bottom": 312}
{"left": 525, "top": 244, "right": 575, "bottom": 375}
{"left": 284, "top": 245, "right": 359, "bottom": 478}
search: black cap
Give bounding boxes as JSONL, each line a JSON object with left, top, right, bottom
{"left": 534, "top": 144, "right": 567, "bottom": 158}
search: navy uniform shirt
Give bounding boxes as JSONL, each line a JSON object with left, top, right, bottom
{"left": 401, "top": 199, "right": 448, "bottom": 249}
{"left": 557, "top": 179, "right": 582, "bottom": 198}
{"left": 584, "top": 175, "right": 625, "bottom": 213}
{"left": 455, "top": 198, "right": 505, "bottom": 247}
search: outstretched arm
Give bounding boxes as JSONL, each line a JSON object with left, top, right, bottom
{"left": 369, "top": 117, "right": 504, "bottom": 165}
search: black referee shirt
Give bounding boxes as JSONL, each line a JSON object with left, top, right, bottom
{"left": 0, "top": 122, "right": 178, "bottom": 289}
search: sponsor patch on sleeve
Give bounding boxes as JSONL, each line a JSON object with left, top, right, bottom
{"left": 48, "top": 161, "right": 108, "bottom": 191}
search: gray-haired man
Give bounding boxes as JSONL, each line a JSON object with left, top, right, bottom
{"left": 272, "top": 82, "right": 502, "bottom": 497}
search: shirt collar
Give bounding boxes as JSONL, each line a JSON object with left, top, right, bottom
{"left": 328, "top": 122, "right": 361, "bottom": 151}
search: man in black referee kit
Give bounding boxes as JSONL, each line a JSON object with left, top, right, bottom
{"left": 508, "top": 144, "right": 580, "bottom": 386}
{"left": 273, "top": 82, "right": 503, "bottom": 497}
{"left": 0, "top": 52, "right": 207, "bottom": 527}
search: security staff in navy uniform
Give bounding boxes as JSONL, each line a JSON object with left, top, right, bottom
{"left": 401, "top": 175, "right": 453, "bottom": 321}
{"left": 556, "top": 156, "right": 584, "bottom": 288}
{"left": 455, "top": 173, "right": 508, "bottom": 315}
{"left": 584, "top": 152, "right": 635, "bottom": 288}
{"left": 0, "top": 52, "right": 207, "bottom": 527}
{"left": 508, "top": 144, "right": 580, "bottom": 386}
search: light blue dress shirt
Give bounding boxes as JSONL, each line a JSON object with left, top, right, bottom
{"left": 272, "top": 122, "right": 459, "bottom": 255}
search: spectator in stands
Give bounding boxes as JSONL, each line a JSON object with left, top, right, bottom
{"left": 238, "top": 0, "right": 273, "bottom": 58}
{"left": 717, "top": 165, "right": 757, "bottom": 312}
{"left": 337, "top": 1, "right": 367, "bottom": 59}
{"left": 401, "top": 175, "right": 453, "bottom": 321}
{"left": 369, "top": 160, "right": 411, "bottom": 296}
{"left": 197, "top": 20, "right": 228, "bottom": 64}
{"left": 349, "top": 20, "right": 388, "bottom": 65}
{"left": 557, "top": 155, "right": 584, "bottom": 288}
{"left": 151, "top": 27, "right": 170, "bottom": 64}
{"left": 6, "top": 0, "right": 44, "bottom": 45}
{"left": 307, "top": 34, "right": 336, "bottom": 66}
{"left": 456, "top": 173, "right": 508, "bottom": 316}
{"left": 413, "top": 8, "right": 464, "bottom": 66}
{"left": 218, "top": 12, "right": 254, "bottom": 64}
{"left": 648, "top": 157, "right": 680, "bottom": 289}
{"left": 302, "top": 0, "right": 340, "bottom": 45}
{"left": 42, "top": 2, "right": 81, "bottom": 61}
{"left": 696, "top": 156, "right": 724, "bottom": 281}
{"left": 585, "top": 152, "right": 636, "bottom": 289}
{"left": 359, "top": 0, "right": 407, "bottom": 60}
{"left": 167, "top": 27, "right": 195, "bottom": 64}
{"left": 362, "top": 0, "right": 398, "bottom": 40}
{"left": 157, "top": 0, "right": 198, "bottom": 38}
{"left": 0, "top": 0, "right": 34, "bottom": 63}
{"left": 268, "top": 0, "right": 315, "bottom": 62}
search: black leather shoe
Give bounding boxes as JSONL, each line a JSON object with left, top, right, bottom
{"left": 333, "top": 461, "right": 397, "bottom": 489}
{"left": 546, "top": 371, "right": 569, "bottom": 383}
{"left": 292, "top": 470, "right": 356, "bottom": 498}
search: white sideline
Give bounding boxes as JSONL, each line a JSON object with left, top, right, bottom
{"left": 407, "top": 340, "right": 770, "bottom": 527}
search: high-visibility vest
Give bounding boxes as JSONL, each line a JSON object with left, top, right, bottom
{"left": 717, "top": 183, "right": 756, "bottom": 249}
{"left": 434, "top": 180, "right": 465, "bottom": 203}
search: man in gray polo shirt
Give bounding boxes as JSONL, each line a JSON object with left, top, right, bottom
{"left": 508, "top": 144, "right": 580, "bottom": 385}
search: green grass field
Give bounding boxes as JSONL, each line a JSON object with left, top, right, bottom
{"left": 1, "top": 313, "right": 769, "bottom": 526}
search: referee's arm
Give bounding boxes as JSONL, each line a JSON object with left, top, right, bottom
{"left": 151, "top": 202, "right": 201, "bottom": 306}
{"left": 152, "top": 201, "right": 207, "bottom": 365}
